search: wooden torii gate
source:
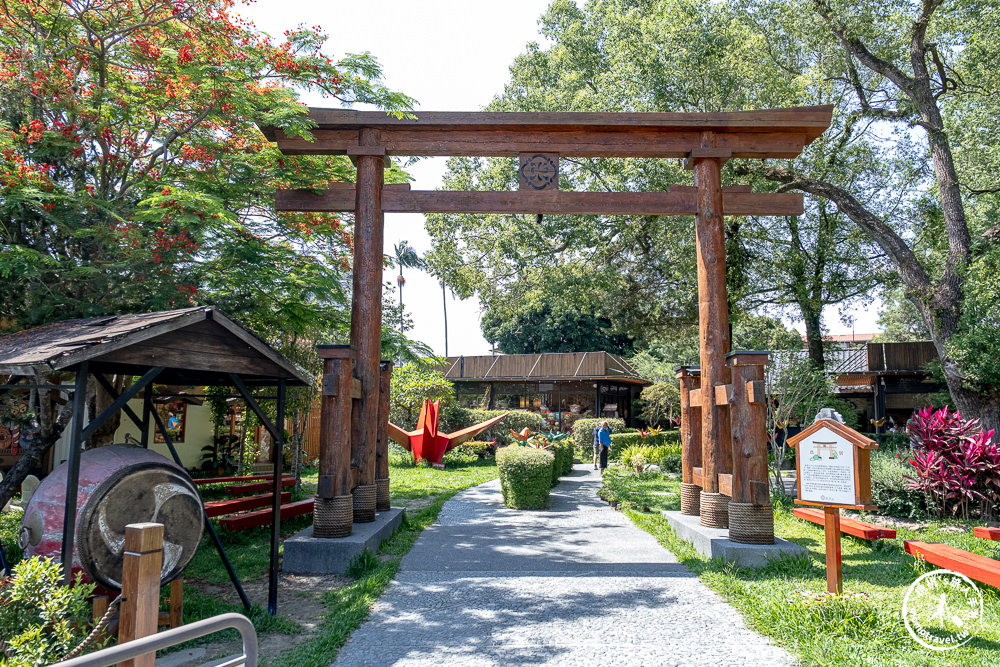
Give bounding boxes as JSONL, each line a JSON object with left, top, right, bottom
{"left": 262, "top": 107, "right": 833, "bottom": 543}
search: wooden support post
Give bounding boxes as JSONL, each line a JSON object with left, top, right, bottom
{"left": 317, "top": 346, "right": 353, "bottom": 499}
{"left": 726, "top": 352, "right": 770, "bottom": 505}
{"left": 693, "top": 132, "right": 732, "bottom": 528}
{"left": 375, "top": 360, "right": 393, "bottom": 512}
{"left": 118, "top": 522, "right": 164, "bottom": 667}
{"left": 375, "top": 361, "right": 392, "bottom": 482}
{"left": 350, "top": 127, "right": 384, "bottom": 492}
{"left": 677, "top": 366, "right": 703, "bottom": 516}
{"left": 824, "top": 506, "right": 844, "bottom": 594}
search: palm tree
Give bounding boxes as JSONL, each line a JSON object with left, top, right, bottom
{"left": 392, "top": 240, "right": 422, "bottom": 329}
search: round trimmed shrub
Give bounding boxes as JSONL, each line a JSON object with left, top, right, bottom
{"left": 497, "top": 445, "right": 554, "bottom": 509}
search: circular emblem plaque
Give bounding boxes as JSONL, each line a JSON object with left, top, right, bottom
{"left": 903, "top": 569, "right": 983, "bottom": 651}
{"left": 520, "top": 154, "right": 558, "bottom": 190}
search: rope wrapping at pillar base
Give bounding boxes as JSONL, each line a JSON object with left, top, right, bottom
{"left": 727, "top": 502, "right": 775, "bottom": 545}
{"left": 680, "top": 483, "right": 702, "bottom": 516}
{"left": 375, "top": 478, "right": 390, "bottom": 512}
{"left": 352, "top": 484, "right": 377, "bottom": 523}
{"left": 699, "top": 491, "right": 730, "bottom": 528}
{"left": 313, "top": 495, "right": 353, "bottom": 538}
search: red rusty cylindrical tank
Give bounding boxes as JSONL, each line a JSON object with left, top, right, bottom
{"left": 20, "top": 445, "right": 204, "bottom": 591}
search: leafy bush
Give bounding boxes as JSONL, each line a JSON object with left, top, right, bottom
{"left": 497, "top": 445, "right": 553, "bottom": 510}
{"left": 872, "top": 432, "right": 910, "bottom": 452}
{"left": 0, "top": 557, "right": 97, "bottom": 666}
{"left": 905, "top": 405, "right": 999, "bottom": 518}
{"left": 453, "top": 440, "right": 497, "bottom": 460}
{"left": 442, "top": 447, "right": 479, "bottom": 466}
{"left": 569, "top": 418, "right": 626, "bottom": 459}
{"left": 648, "top": 443, "right": 682, "bottom": 473}
{"left": 1, "top": 506, "right": 24, "bottom": 566}
{"left": 443, "top": 408, "right": 540, "bottom": 446}
{"left": 608, "top": 431, "right": 680, "bottom": 461}
{"left": 620, "top": 444, "right": 657, "bottom": 472}
{"left": 388, "top": 442, "right": 415, "bottom": 467}
{"left": 870, "top": 450, "right": 927, "bottom": 518}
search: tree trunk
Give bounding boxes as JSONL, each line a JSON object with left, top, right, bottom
{"left": 801, "top": 306, "right": 825, "bottom": 369}
{"left": 0, "top": 377, "right": 74, "bottom": 511}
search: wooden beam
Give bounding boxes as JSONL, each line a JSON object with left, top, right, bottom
{"left": 714, "top": 384, "right": 733, "bottom": 406}
{"left": 276, "top": 187, "right": 804, "bottom": 217}
{"left": 684, "top": 147, "right": 732, "bottom": 170}
{"left": 260, "top": 106, "right": 835, "bottom": 153}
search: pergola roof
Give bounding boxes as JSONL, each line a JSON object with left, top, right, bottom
{"left": 0, "top": 306, "right": 311, "bottom": 386}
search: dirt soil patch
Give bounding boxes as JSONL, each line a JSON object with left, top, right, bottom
{"left": 159, "top": 573, "right": 348, "bottom": 667}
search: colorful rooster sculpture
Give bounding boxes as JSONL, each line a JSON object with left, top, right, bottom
{"left": 387, "top": 400, "right": 508, "bottom": 468}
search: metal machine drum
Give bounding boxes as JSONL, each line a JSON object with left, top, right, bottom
{"left": 20, "top": 445, "right": 203, "bottom": 591}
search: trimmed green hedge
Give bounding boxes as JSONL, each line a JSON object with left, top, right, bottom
{"left": 444, "top": 408, "right": 542, "bottom": 446}
{"left": 548, "top": 439, "right": 574, "bottom": 484}
{"left": 570, "top": 418, "right": 626, "bottom": 459}
{"left": 608, "top": 431, "right": 681, "bottom": 461}
{"left": 497, "top": 445, "right": 554, "bottom": 509}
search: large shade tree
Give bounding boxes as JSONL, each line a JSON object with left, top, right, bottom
{"left": 0, "top": 0, "right": 413, "bottom": 508}
{"left": 431, "top": 0, "right": 1000, "bottom": 431}
{"left": 425, "top": 0, "right": 886, "bottom": 371}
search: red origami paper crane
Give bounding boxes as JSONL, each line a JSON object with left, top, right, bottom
{"left": 387, "top": 400, "right": 509, "bottom": 468}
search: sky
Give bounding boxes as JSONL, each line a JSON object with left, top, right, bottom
{"left": 241, "top": 0, "right": 883, "bottom": 357}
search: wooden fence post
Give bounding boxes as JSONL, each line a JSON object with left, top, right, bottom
{"left": 375, "top": 360, "right": 393, "bottom": 512}
{"left": 118, "top": 522, "right": 163, "bottom": 667}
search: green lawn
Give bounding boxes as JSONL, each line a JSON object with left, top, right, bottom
{"left": 600, "top": 466, "right": 1000, "bottom": 667}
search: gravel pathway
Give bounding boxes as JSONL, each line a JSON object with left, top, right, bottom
{"left": 333, "top": 464, "right": 794, "bottom": 666}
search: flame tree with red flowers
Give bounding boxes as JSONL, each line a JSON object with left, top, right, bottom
{"left": 0, "top": 0, "right": 414, "bottom": 507}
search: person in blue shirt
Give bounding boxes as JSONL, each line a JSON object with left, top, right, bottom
{"left": 598, "top": 420, "right": 612, "bottom": 473}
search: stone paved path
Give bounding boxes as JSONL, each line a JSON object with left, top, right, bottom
{"left": 333, "top": 465, "right": 794, "bottom": 666}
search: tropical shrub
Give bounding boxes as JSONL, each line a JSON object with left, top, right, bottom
{"left": 904, "top": 406, "right": 999, "bottom": 518}
{"left": 870, "top": 450, "right": 927, "bottom": 519}
{"left": 649, "top": 443, "right": 682, "bottom": 474}
{"left": 570, "top": 418, "right": 626, "bottom": 459}
{"left": 0, "top": 557, "right": 97, "bottom": 666}
{"left": 497, "top": 446, "right": 553, "bottom": 510}
{"left": 620, "top": 445, "right": 657, "bottom": 472}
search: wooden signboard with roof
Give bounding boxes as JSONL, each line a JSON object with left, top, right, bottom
{"left": 787, "top": 418, "right": 878, "bottom": 593}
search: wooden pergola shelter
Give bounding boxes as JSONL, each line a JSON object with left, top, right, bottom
{"left": 0, "top": 306, "right": 311, "bottom": 614}
{"left": 262, "top": 106, "right": 833, "bottom": 544}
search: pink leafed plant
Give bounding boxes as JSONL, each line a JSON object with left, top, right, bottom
{"left": 904, "top": 406, "right": 999, "bottom": 519}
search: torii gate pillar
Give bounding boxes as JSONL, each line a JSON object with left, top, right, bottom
{"left": 691, "top": 134, "right": 733, "bottom": 529}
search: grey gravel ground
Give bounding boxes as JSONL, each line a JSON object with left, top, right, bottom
{"left": 333, "top": 464, "right": 794, "bottom": 666}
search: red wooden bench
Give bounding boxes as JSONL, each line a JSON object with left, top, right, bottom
{"left": 224, "top": 477, "right": 295, "bottom": 495}
{"left": 204, "top": 492, "right": 291, "bottom": 518}
{"left": 974, "top": 526, "right": 1000, "bottom": 541}
{"left": 219, "top": 499, "right": 314, "bottom": 531}
{"left": 904, "top": 540, "right": 1000, "bottom": 589}
{"left": 793, "top": 507, "right": 897, "bottom": 540}
{"left": 194, "top": 474, "right": 278, "bottom": 486}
